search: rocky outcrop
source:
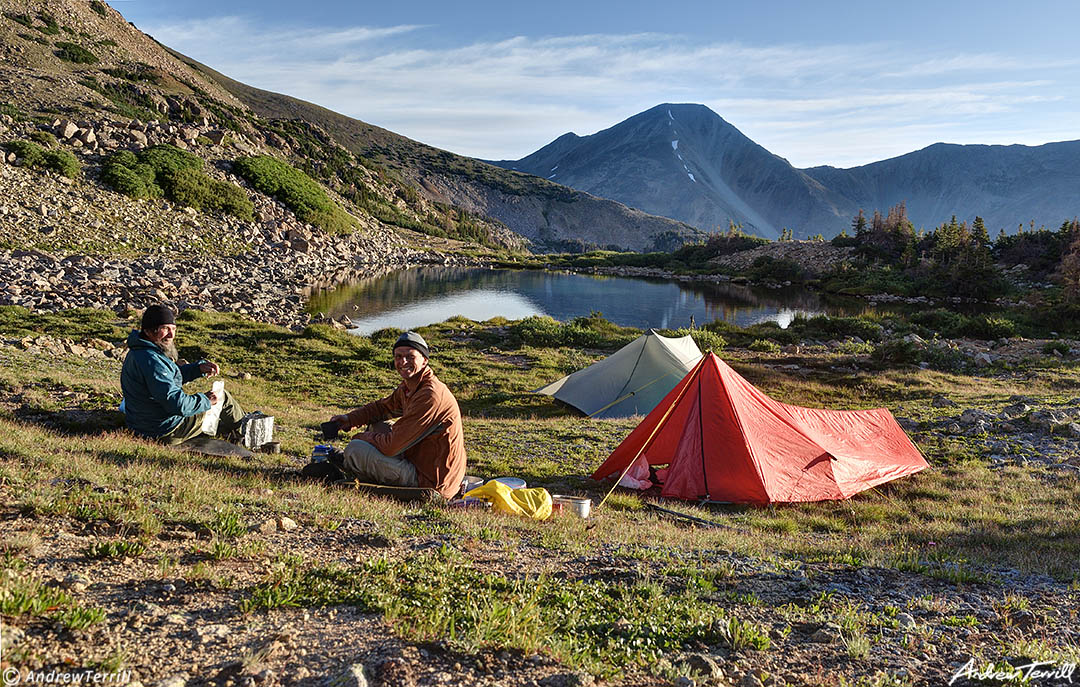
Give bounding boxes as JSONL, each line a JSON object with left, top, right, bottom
{"left": 708, "top": 240, "right": 856, "bottom": 276}
{"left": 0, "top": 131, "right": 480, "bottom": 329}
{"left": 414, "top": 170, "right": 700, "bottom": 252}
{"left": 45, "top": 116, "right": 242, "bottom": 155}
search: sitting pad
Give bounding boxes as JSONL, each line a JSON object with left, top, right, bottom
{"left": 173, "top": 435, "right": 254, "bottom": 458}
{"left": 334, "top": 479, "right": 443, "bottom": 503}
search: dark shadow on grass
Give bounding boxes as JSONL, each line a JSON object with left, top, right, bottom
{"left": 94, "top": 448, "right": 292, "bottom": 483}
{"left": 13, "top": 405, "right": 126, "bottom": 435}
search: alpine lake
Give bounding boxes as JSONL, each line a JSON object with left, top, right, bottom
{"left": 306, "top": 266, "right": 872, "bottom": 335}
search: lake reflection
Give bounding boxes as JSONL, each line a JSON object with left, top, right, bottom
{"left": 308, "top": 267, "right": 864, "bottom": 335}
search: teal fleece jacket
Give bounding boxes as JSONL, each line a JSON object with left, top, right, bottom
{"left": 120, "top": 330, "right": 209, "bottom": 438}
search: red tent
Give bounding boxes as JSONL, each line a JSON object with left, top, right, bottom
{"left": 591, "top": 353, "right": 929, "bottom": 504}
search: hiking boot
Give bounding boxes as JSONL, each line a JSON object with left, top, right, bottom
{"left": 300, "top": 460, "right": 344, "bottom": 484}
{"left": 327, "top": 447, "right": 345, "bottom": 467}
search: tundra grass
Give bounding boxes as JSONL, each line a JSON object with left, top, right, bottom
{"left": 1, "top": 307, "right": 1079, "bottom": 676}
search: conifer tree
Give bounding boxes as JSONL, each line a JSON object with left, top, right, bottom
{"left": 852, "top": 209, "right": 867, "bottom": 236}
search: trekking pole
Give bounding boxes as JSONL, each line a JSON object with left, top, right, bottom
{"left": 595, "top": 355, "right": 708, "bottom": 511}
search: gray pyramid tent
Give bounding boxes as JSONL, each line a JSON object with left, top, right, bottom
{"left": 535, "top": 330, "right": 703, "bottom": 419}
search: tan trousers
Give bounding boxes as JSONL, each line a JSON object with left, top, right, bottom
{"left": 342, "top": 439, "right": 419, "bottom": 487}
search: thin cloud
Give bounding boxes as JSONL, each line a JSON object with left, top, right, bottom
{"left": 139, "top": 18, "right": 1080, "bottom": 167}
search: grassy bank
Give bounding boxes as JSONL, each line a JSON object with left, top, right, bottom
{"left": 2, "top": 307, "right": 1079, "bottom": 684}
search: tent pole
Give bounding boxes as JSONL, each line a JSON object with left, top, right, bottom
{"left": 586, "top": 371, "right": 678, "bottom": 418}
{"left": 596, "top": 355, "right": 709, "bottom": 511}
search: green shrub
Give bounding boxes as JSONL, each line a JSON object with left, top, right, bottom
{"left": 96, "top": 38, "right": 117, "bottom": 47}
{"left": 921, "top": 345, "right": 969, "bottom": 372}
{"left": 962, "top": 316, "right": 1017, "bottom": 341}
{"left": 507, "top": 314, "right": 635, "bottom": 349}
{"left": 103, "top": 151, "right": 161, "bottom": 198}
{"left": 36, "top": 11, "right": 60, "bottom": 35}
{"left": 790, "top": 314, "right": 884, "bottom": 342}
{"left": 102, "top": 146, "right": 250, "bottom": 219}
{"left": 4, "top": 12, "right": 33, "bottom": 28}
{"left": 1042, "top": 341, "right": 1070, "bottom": 356}
{"left": 909, "top": 308, "right": 969, "bottom": 338}
{"left": 872, "top": 340, "right": 922, "bottom": 366}
{"left": 160, "top": 168, "right": 253, "bottom": 221}
{"left": 139, "top": 144, "right": 202, "bottom": 176}
{"left": 748, "top": 339, "right": 781, "bottom": 354}
{"left": 511, "top": 316, "right": 564, "bottom": 347}
{"left": 42, "top": 149, "right": 80, "bottom": 178}
{"left": 747, "top": 256, "right": 807, "bottom": 283}
{"left": 835, "top": 339, "right": 875, "bottom": 355}
{"left": 54, "top": 41, "right": 98, "bottom": 64}
{"left": 102, "top": 164, "right": 151, "bottom": 197}
{"left": 2, "top": 140, "right": 45, "bottom": 168}
{"left": 831, "top": 233, "right": 859, "bottom": 248}
{"left": 28, "top": 130, "right": 57, "bottom": 148}
{"left": 663, "top": 327, "right": 727, "bottom": 352}
{"left": 79, "top": 77, "right": 159, "bottom": 121}
{"left": 90, "top": 0, "right": 108, "bottom": 17}
{"left": 107, "top": 150, "right": 138, "bottom": 168}
{"left": 0, "top": 102, "right": 23, "bottom": 120}
{"left": 233, "top": 155, "right": 353, "bottom": 234}
{"left": 17, "top": 32, "right": 49, "bottom": 45}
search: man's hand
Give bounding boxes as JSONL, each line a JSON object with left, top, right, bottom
{"left": 330, "top": 414, "right": 351, "bottom": 431}
{"left": 207, "top": 390, "right": 220, "bottom": 406}
{"left": 199, "top": 360, "right": 220, "bottom": 377}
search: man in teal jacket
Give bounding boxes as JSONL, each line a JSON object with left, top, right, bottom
{"left": 121, "top": 305, "right": 245, "bottom": 443}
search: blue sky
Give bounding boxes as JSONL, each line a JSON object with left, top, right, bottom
{"left": 114, "top": 0, "right": 1079, "bottom": 168}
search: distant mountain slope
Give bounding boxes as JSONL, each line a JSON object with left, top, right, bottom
{"left": 165, "top": 51, "right": 702, "bottom": 252}
{"left": 803, "top": 140, "right": 1080, "bottom": 234}
{"left": 494, "top": 103, "right": 1080, "bottom": 238}
{"left": 493, "top": 104, "right": 851, "bottom": 239}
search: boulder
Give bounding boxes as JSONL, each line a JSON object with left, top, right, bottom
{"left": 57, "top": 120, "right": 79, "bottom": 140}
{"left": 327, "top": 664, "right": 368, "bottom": 687}
{"left": 676, "top": 653, "right": 724, "bottom": 679}
{"left": 277, "top": 516, "right": 298, "bottom": 531}
{"left": 958, "top": 409, "right": 993, "bottom": 426}
{"left": 998, "top": 403, "right": 1031, "bottom": 421}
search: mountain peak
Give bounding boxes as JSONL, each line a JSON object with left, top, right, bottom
{"left": 491, "top": 104, "right": 1080, "bottom": 240}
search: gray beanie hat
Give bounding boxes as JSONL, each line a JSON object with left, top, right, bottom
{"left": 392, "top": 331, "right": 429, "bottom": 358}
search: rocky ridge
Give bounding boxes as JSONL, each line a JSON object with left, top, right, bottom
{"left": 0, "top": 113, "right": 484, "bottom": 330}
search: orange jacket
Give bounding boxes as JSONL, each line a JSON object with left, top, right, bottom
{"left": 346, "top": 366, "right": 466, "bottom": 498}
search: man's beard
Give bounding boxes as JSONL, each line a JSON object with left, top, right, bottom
{"left": 161, "top": 340, "right": 179, "bottom": 362}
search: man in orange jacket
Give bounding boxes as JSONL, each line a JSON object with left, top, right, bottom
{"left": 326, "top": 331, "right": 466, "bottom": 498}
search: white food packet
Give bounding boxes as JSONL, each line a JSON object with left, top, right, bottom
{"left": 200, "top": 380, "right": 225, "bottom": 435}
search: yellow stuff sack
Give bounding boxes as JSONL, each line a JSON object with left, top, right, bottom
{"left": 465, "top": 480, "right": 552, "bottom": 520}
